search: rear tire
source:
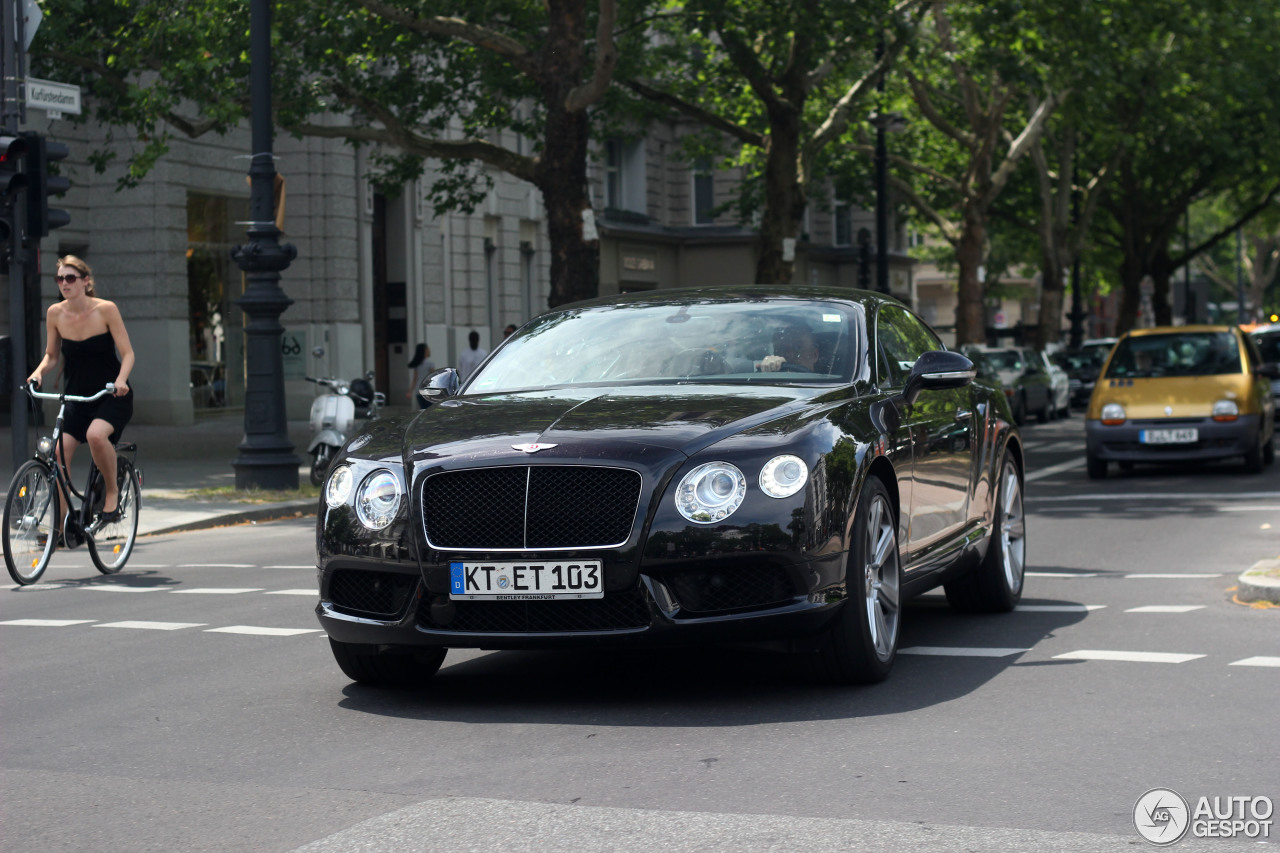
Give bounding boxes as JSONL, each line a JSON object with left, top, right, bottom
{"left": 88, "top": 458, "right": 141, "bottom": 575}
{"left": 945, "top": 456, "right": 1025, "bottom": 613}
{"left": 3, "top": 460, "right": 57, "bottom": 585}
{"left": 813, "top": 476, "right": 901, "bottom": 685}
{"left": 329, "top": 639, "right": 447, "bottom": 688}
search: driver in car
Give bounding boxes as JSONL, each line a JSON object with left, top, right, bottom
{"left": 759, "top": 324, "right": 820, "bottom": 372}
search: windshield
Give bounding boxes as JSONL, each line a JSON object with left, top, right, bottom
{"left": 977, "top": 349, "right": 1026, "bottom": 371}
{"left": 1104, "top": 332, "right": 1241, "bottom": 379}
{"left": 1054, "top": 345, "right": 1110, "bottom": 371}
{"left": 467, "top": 298, "right": 859, "bottom": 394}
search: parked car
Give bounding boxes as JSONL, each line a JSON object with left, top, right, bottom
{"left": 1052, "top": 338, "right": 1117, "bottom": 408}
{"left": 960, "top": 345, "right": 1055, "bottom": 424}
{"left": 1039, "top": 350, "right": 1071, "bottom": 418}
{"left": 315, "top": 287, "right": 1026, "bottom": 689}
{"left": 1252, "top": 327, "right": 1280, "bottom": 399}
{"left": 1085, "top": 325, "right": 1277, "bottom": 478}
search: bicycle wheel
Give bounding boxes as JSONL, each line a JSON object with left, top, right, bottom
{"left": 3, "top": 460, "right": 57, "bottom": 585}
{"left": 87, "top": 457, "right": 140, "bottom": 575}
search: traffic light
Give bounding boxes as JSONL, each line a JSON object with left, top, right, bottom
{"left": 22, "top": 132, "right": 70, "bottom": 238}
{"left": 0, "top": 135, "right": 28, "bottom": 246}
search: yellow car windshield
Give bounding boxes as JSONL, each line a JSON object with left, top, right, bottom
{"left": 1105, "top": 332, "right": 1240, "bottom": 379}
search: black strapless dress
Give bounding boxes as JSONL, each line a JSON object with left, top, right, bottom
{"left": 60, "top": 332, "right": 134, "bottom": 443}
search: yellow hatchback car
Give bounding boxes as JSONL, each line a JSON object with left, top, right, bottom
{"left": 1085, "top": 325, "right": 1278, "bottom": 478}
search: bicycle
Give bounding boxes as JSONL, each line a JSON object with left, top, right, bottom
{"left": 3, "top": 382, "right": 142, "bottom": 585}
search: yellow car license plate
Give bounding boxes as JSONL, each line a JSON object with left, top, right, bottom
{"left": 1139, "top": 428, "right": 1198, "bottom": 444}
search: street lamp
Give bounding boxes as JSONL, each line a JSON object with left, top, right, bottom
{"left": 231, "top": 0, "right": 299, "bottom": 489}
{"left": 869, "top": 110, "right": 907, "bottom": 296}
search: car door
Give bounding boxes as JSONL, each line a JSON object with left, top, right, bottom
{"left": 876, "top": 305, "right": 972, "bottom": 565}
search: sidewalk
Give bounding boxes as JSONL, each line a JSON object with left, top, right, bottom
{"left": 0, "top": 409, "right": 360, "bottom": 537}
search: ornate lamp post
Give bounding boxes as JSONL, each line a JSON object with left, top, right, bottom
{"left": 231, "top": 0, "right": 299, "bottom": 489}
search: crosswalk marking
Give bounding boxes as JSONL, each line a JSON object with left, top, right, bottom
{"left": 1026, "top": 572, "right": 1098, "bottom": 578}
{"left": 1228, "top": 656, "right": 1280, "bottom": 667}
{"left": 94, "top": 620, "right": 206, "bottom": 631}
{"left": 264, "top": 589, "right": 317, "bottom": 596}
{"left": 1025, "top": 458, "right": 1086, "bottom": 482}
{"left": 899, "top": 646, "right": 1028, "bottom": 657}
{"left": 169, "top": 588, "right": 265, "bottom": 595}
{"left": 0, "top": 618, "right": 95, "bottom": 627}
{"left": 1054, "top": 650, "right": 1205, "bottom": 664}
{"left": 77, "top": 586, "right": 161, "bottom": 593}
{"left": 1124, "top": 605, "right": 1206, "bottom": 613}
{"left": 1015, "top": 604, "right": 1105, "bottom": 612}
{"left": 1124, "top": 573, "right": 1221, "bottom": 579}
{"left": 204, "top": 626, "right": 321, "bottom": 636}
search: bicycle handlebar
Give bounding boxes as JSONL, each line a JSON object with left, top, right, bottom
{"left": 25, "top": 381, "right": 116, "bottom": 403}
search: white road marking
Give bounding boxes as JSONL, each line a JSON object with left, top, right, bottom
{"left": 1026, "top": 572, "right": 1098, "bottom": 578}
{"left": 1228, "top": 656, "right": 1280, "bottom": 667}
{"left": 899, "top": 646, "right": 1028, "bottom": 657}
{"left": 94, "top": 621, "right": 205, "bottom": 631}
{"left": 1124, "top": 573, "right": 1221, "bottom": 579}
{"left": 1038, "top": 440, "right": 1082, "bottom": 453}
{"left": 1124, "top": 605, "right": 1206, "bottom": 613}
{"left": 0, "top": 618, "right": 96, "bottom": 627}
{"left": 1025, "top": 458, "right": 1086, "bottom": 482}
{"left": 264, "top": 589, "right": 317, "bottom": 596}
{"left": 1032, "top": 491, "right": 1280, "bottom": 502}
{"left": 177, "top": 563, "right": 256, "bottom": 568}
{"left": 264, "top": 565, "right": 315, "bottom": 569}
{"left": 1015, "top": 604, "right": 1105, "bottom": 612}
{"left": 78, "top": 586, "right": 161, "bottom": 593}
{"left": 169, "top": 588, "right": 265, "bottom": 595}
{"left": 1216, "top": 505, "right": 1280, "bottom": 512}
{"left": 1054, "top": 650, "right": 1205, "bottom": 663}
{"left": 204, "top": 626, "right": 321, "bottom": 636}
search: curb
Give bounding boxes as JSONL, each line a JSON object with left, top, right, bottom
{"left": 1237, "top": 559, "right": 1280, "bottom": 605}
{"left": 143, "top": 500, "right": 318, "bottom": 537}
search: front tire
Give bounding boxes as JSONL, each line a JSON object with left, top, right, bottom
{"left": 814, "top": 476, "right": 901, "bottom": 684}
{"left": 310, "top": 445, "right": 335, "bottom": 487}
{"left": 945, "top": 455, "right": 1026, "bottom": 612}
{"left": 3, "top": 460, "right": 57, "bottom": 585}
{"left": 329, "top": 640, "right": 447, "bottom": 688}
{"left": 88, "top": 458, "right": 141, "bottom": 575}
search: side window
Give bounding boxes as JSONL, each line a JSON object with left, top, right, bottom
{"left": 877, "top": 305, "right": 942, "bottom": 386}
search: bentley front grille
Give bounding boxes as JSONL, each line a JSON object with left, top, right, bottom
{"left": 421, "top": 465, "right": 642, "bottom": 551}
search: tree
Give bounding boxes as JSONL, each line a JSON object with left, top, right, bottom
{"left": 1086, "top": 0, "right": 1280, "bottom": 332}
{"left": 624, "top": 0, "right": 921, "bottom": 284}
{"left": 869, "top": 1, "right": 1063, "bottom": 345}
{"left": 32, "top": 0, "right": 633, "bottom": 308}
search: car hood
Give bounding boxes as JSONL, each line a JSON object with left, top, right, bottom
{"left": 1090, "top": 374, "right": 1261, "bottom": 418}
{"left": 402, "top": 385, "right": 820, "bottom": 468}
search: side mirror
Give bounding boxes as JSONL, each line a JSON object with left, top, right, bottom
{"left": 903, "top": 350, "right": 975, "bottom": 406}
{"left": 418, "top": 367, "right": 460, "bottom": 406}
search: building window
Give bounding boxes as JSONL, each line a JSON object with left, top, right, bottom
{"left": 693, "top": 156, "right": 714, "bottom": 225}
{"left": 834, "top": 202, "right": 852, "bottom": 247}
{"left": 187, "top": 193, "right": 248, "bottom": 410}
{"left": 604, "top": 138, "right": 646, "bottom": 215}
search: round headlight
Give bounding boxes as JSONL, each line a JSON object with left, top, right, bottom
{"left": 676, "top": 462, "right": 746, "bottom": 524}
{"left": 1212, "top": 399, "right": 1239, "bottom": 421}
{"left": 760, "top": 454, "right": 809, "bottom": 498}
{"left": 325, "top": 464, "right": 354, "bottom": 508}
{"left": 355, "top": 470, "right": 402, "bottom": 529}
{"left": 1100, "top": 403, "right": 1126, "bottom": 425}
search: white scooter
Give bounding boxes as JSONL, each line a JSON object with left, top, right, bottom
{"left": 306, "top": 349, "right": 384, "bottom": 486}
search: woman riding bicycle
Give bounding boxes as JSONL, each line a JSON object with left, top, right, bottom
{"left": 26, "top": 255, "right": 136, "bottom": 528}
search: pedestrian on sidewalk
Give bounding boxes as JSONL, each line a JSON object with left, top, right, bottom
{"left": 26, "top": 255, "right": 136, "bottom": 524}
{"left": 458, "top": 330, "right": 488, "bottom": 380}
{"left": 407, "top": 343, "right": 434, "bottom": 409}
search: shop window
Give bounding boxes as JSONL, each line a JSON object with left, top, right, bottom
{"left": 187, "top": 193, "right": 248, "bottom": 410}
{"left": 693, "top": 156, "right": 714, "bottom": 225}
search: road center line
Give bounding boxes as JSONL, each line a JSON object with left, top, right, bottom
{"left": 0, "top": 618, "right": 96, "bottom": 627}
{"left": 1124, "top": 605, "right": 1206, "bottom": 613}
{"left": 204, "top": 626, "right": 322, "bottom": 636}
{"left": 1228, "top": 656, "right": 1280, "bottom": 667}
{"left": 1124, "top": 573, "right": 1220, "bottom": 579}
{"left": 899, "top": 646, "right": 1028, "bottom": 657}
{"left": 264, "top": 589, "right": 317, "bottom": 596}
{"left": 169, "top": 588, "right": 265, "bottom": 595}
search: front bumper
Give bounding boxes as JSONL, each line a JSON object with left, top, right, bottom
{"left": 316, "top": 551, "right": 846, "bottom": 651}
{"left": 1086, "top": 414, "right": 1261, "bottom": 463}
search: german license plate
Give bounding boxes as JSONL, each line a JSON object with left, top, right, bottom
{"left": 1139, "top": 428, "right": 1198, "bottom": 444}
{"left": 449, "top": 560, "right": 604, "bottom": 600}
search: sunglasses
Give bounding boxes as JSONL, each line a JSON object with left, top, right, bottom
{"left": 55, "top": 273, "right": 86, "bottom": 284}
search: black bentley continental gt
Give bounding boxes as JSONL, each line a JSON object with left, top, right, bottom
{"left": 316, "top": 287, "right": 1026, "bottom": 687}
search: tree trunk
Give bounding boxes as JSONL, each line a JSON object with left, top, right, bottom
{"left": 954, "top": 208, "right": 987, "bottom": 345}
{"left": 538, "top": 0, "right": 599, "bottom": 309}
{"left": 1150, "top": 247, "right": 1173, "bottom": 326}
{"left": 755, "top": 105, "right": 804, "bottom": 284}
{"left": 1116, "top": 250, "right": 1145, "bottom": 334}
{"left": 1036, "top": 271, "right": 1065, "bottom": 350}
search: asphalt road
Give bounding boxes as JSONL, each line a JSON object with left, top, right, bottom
{"left": 1, "top": 415, "right": 1277, "bottom": 852}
